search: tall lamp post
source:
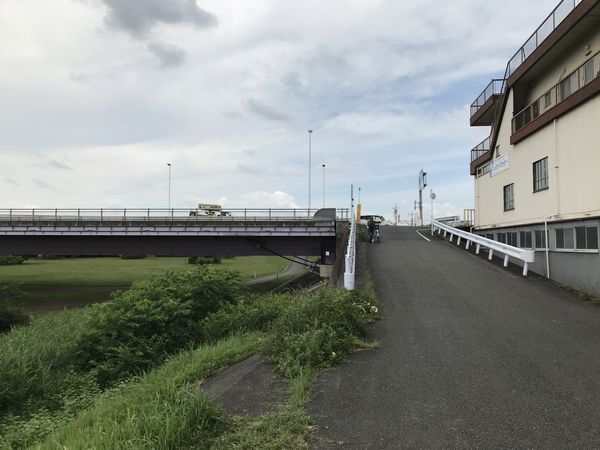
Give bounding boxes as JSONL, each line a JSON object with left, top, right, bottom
{"left": 322, "top": 164, "right": 326, "bottom": 208}
{"left": 308, "top": 130, "right": 313, "bottom": 214}
{"left": 167, "top": 163, "right": 172, "bottom": 210}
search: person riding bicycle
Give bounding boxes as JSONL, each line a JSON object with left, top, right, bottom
{"left": 367, "top": 217, "right": 377, "bottom": 243}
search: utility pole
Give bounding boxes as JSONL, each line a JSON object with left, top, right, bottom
{"left": 167, "top": 163, "right": 172, "bottom": 210}
{"left": 308, "top": 130, "right": 313, "bottom": 215}
{"left": 393, "top": 204, "right": 398, "bottom": 226}
{"left": 322, "top": 164, "right": 326, "bottom": 208}
{"left": 418, "top": 169, "right": 427, "bottom": 226}
{"left": 430, "top": 189, "right": 436, "bottom": 234}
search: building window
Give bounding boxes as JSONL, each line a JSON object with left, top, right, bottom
{"left": 583, "top": 59, "right": 595, "bottom": 85}
{"left": 543, "top": 91, "right": 552, "bottom": 108}
{"left": 519, "top": 231, "right": 533, "bottom": 248}
{"left": 533, "top": 157, "right": 549, "bottom": 192}
{"left": 507, "top": 232, "right": 518, "bottom": 247}
{"left": 497, "top": 232, "right": 507, "bottom": 244}
{"left": 535, "top": 230, "right": 547, "bottom": 249}
{"left": 503, "top": 184, "right": 514, "bottom": 211}
{"left": 559, "top": 72, "right": 577, "bottom": 101}
{"left": 477, "top": 163, "right": 490, "bottom": 178}
{"left": 556, "top": 228, "right": 575, "bottom": 249}
{"left": 485, "top": 233, "right": 494, "bottom": 240}
{"left": 495, "top": 145, "right": 500, "bottom": 158}
{"left": 576, "top": 226, "right": 599, "bottom": 250}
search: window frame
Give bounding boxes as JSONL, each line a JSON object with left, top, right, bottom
{"left": 533, "top": 157, "right": 549, "bottom": 192}
{"left": 503, "top": 183, "right": 515, "bottom": 211}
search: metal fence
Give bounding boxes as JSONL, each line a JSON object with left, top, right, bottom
{"left": 0, "top": 208, "right": 351, "bottom": 224}
{"left": 507, "top": 0, "right": 584, "bottom": 77}
{"left": 344, "top": 210, "right": 357, "bottom": 290}
{"left": 470, "top": 136, "right": 491, "bottom": 162}
{"left": 432, "top": 220, "right": 535, "bottom": 276}
{"left": 470, "top": 79, "right": 505, "bottom": 118}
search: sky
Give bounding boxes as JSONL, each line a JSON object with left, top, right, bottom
{"left": 0, "top": 0, "right": 560, "bottom": 220}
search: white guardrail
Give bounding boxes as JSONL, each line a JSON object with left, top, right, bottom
{"left": 344, "top": 211, "right": 357, "bottom": 290}
{"left": 432, "top": 220, "right": 535, "bottom": 277}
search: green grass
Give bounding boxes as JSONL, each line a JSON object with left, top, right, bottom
{"left": 0, "top": 257, "right": 288, "bottom": 286}
{"left": 0, "top": 256, "right": 289, "bottom": 312}
{"left": 2, "top": 274, "right": 380, "bottom": 449}
{"left": 31, "top": 334, "right": 264, "bottom": 450}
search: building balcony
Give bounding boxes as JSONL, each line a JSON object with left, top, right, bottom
{"left": 470, "top": 136, "right": 491, "bottom": 163}
{"left": 469, "top": 136, "right": 492, "bottom": 175}
{"left": 511, "top": 51, "right": 600, "bottom": 141}
{"left": 470, "top": 79, "right": 505, "bottom": 126}
{"left": 506, "top": 0, "right": 585, "bottom": 80}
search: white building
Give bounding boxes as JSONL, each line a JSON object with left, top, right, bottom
{"left": 469, "top": 0, "right": 600, "bottom": 294}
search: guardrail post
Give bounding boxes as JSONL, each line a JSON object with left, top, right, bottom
{"left": 476, "top": 244, "right": 481, "bottom": 255}
{"left": 457, "top": 236, "right": 461, "bottom": 246}
{"left": 465, "top": 240, "right": 470, "bottom": 249}
{"left": 503, "top": 255, "right": 509, "bottom": 267}
{"left": 523, "top": 263, "right": 529, "bottom": 277}
{"left": 449, "top": 234, "right": 453, "bottom": 242}
{"left": 489, "top": 249, "right": 494, "bottom": 260}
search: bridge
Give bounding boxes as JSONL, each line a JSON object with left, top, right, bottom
{"left": 0, "top": 208, "right": 349, "bottom": 267}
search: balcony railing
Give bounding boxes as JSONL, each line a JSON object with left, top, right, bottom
{"left": 512, "top": 51, "right": 600, "bottom": 134}
{"left": 470, "top": 79, "right": 505, "bottom": 118}
{"left": 506, "top": 0, "right": 584, "bottom": 78}
{"left": 470, "top": 136, "right": 491, "bottom": 162}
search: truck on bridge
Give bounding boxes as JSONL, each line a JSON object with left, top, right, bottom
{"left": 188, "top": 203, "right": 231, "bottom": 217}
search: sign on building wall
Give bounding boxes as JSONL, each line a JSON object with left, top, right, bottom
{"left": 491, "top": 155, "right": 509, "bottom": 176}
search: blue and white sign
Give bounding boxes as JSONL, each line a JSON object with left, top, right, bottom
{"left": 491, "top": 155, "right": 509, "bottom": 176}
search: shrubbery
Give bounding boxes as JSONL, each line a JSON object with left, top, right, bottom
{"left": 74, "top": 266, "right": 243, "bottom": 384}
{"left": 0, "top": 284, "right": 30, "bottom": 333}
{"left": 187, "top": 256, "right": 222, "bottom": 265}
{"left": 0, "top": 255, "right": 25, "bottom": 266}
{"left": 268, "top": 288, "right": 378, "bottom": 377}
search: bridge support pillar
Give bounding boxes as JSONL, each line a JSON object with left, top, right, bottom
{"left": 320, "top": 239, "right": 336, "bottom": 279}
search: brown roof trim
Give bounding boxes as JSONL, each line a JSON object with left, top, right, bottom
{"left": 510, "top": 76, "right": 600, "bottom": 145}
{"left": 507, "top": 0, "right": 600, "bottom": 87}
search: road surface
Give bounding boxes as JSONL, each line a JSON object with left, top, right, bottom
{"left": 307, "top": 226, "right": 600, "bottom": 448}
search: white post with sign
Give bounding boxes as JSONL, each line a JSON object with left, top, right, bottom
{"left": 430, "top": 190, "right": 436, "bottom": 234}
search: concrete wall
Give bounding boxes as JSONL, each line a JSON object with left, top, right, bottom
{"left": 476, "top": 218, "right": 600, "bottom": 296}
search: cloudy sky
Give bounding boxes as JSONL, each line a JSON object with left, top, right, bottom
{"left": 0, "top": 0, "right": 559, "bottom": 219}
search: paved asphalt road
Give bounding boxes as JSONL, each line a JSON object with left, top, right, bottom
{"left": 307, "top": 226, "right": 600, "bottom": 449}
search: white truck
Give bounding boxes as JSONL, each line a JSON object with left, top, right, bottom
{"left": 189, "top": 203, "right": 231, "bottom": 217}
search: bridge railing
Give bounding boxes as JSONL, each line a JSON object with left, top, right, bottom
{"left": 0, "top": 208, "right": 351, "bottom": 224}
{"left": 432, "top": 220, "right": 535, "bottom": 276}
{"left": 344, "top": 209, "right": 357, "bottom": 290}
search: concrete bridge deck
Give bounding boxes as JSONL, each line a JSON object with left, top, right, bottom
{"left": 308, "top": 225, "right": 600, "bottom": 448}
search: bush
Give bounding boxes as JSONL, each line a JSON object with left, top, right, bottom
{"left": 0, "top": 255, "right": 25, "bottom": 266}
{"left": 0, "top": 285, "right": 30, "bottom": 333}
{"left": 188, "top": 256, "right": 222, "bottom": 265}
{"left": 200, "top": 293, "right": 293, "bottom": 342}
{"left": 0, "top": 308, "right": 90, "bottom": 416}
{"left": 268, "top": 288, "right": 378, "bottom": 377}
{"left": 73, "top": 266, "right": 244, "bottom": 384}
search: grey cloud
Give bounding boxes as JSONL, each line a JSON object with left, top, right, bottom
{"left": 236, "top": 163, "right": 260, "bottom": 175}
{"left": 246, "top": 98, "right": 290, "bottom": 122}
{"left": 46, "top": 158, "right": 72, "bottom": 170}
{"left": 148, "top": 42, "right": 186, "bottom": 68}
{"left": 100, "top": 0, "right": 218, "bottom": 38}
{"left": 3, "top": 177, "right": 19, "bottom": 187}
{"left": 33, "top": 178, "right": 54, "bottom": 189}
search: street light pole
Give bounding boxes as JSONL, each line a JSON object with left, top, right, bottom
{"left": 308, "top": 130, "right": 313, "bottom": 214}
{"left": 322, "top": 164, "right": 326, "bottom": 208}
{"left": 167, "top": 163, "right": 172, "bottom": 210}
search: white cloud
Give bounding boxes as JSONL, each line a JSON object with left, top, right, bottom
{"left": 0, "top": 0, "right": 560, "bottom": 217}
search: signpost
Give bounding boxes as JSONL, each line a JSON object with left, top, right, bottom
{"left": 418, "top": 169, "right": 427, "bottom": 226}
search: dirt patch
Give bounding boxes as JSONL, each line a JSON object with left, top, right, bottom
{"left": 202, "top": 354, "right": 289, "bottom": 417}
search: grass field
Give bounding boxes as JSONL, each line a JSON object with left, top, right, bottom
{"left": 0, "top": 257, "right": 289, "bottom": 312}
{"left": 0, "top": 256, "right": 288, "bottom": 286}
